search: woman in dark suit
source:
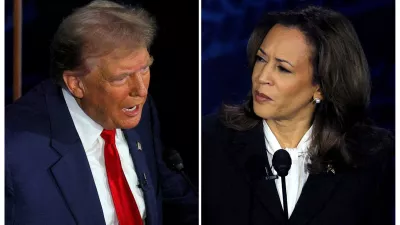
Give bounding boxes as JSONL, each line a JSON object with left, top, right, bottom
{"left": 202, "top": 6, "right": 394, "bottom": 225}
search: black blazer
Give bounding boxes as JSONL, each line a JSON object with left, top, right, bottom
{"left": 202, "top": 115, "right": 394, "bottom": 225}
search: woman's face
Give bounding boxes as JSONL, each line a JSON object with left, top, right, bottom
{"left": 252, "top": 24, "right": 321, "bottom": 122}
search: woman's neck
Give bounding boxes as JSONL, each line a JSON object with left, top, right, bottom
{"left": 266, "top": 117, "right": 312, "bottom": 149}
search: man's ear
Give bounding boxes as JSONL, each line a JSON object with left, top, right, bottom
{"left": 63, "top": 71, "right": 85, "bottom": 98}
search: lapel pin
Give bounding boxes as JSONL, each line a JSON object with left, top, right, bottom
{"left": 137, "top": 141, "right": 142, "bottom": 151}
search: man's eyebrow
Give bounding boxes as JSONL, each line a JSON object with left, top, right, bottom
{"left": 113, "top": 56, "right": 154, "bottom": 77}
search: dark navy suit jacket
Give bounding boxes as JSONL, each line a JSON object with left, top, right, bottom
{"left": 5, "top": 79, "right": 198, "bottom": 225}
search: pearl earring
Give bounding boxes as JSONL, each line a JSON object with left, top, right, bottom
{"left": 314, "top": 98, "right": 321, "bottom": 104}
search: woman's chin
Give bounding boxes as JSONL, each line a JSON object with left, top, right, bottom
{"left": 253, "top": 105, "right": 274, "bottom": 120}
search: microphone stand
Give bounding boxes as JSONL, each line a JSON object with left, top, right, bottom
{"left": 272, "top": 149, "right": 292, "bottom": 225}
{"left": 180, "top": 169, "right": 198, "bottom": 196}
{"left": 165, "top": 148, "right": 198, "bottom": 196}
{"left": 281, "top": 176, "right": 289, "bottom": 223}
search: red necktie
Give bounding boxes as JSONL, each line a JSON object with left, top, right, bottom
{"left": 101, "top": 129, "right": 143, "bottom": 225}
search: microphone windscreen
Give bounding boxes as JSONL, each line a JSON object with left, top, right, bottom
{"left": 164, "top": 148, "right": 184, "bottom": 171}
{"left": 272, "top": 149, "right": 292, "bottom": 176}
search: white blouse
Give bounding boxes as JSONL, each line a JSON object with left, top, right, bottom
{"left": 262, "top": 120, "right": 312, "bottom": 218}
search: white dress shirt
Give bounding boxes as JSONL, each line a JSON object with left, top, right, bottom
{"left": 263, "top": 120, "right": 312, "bottom": 218}
{"left": 62, "top": 89, "right": 146, "bottom": 225}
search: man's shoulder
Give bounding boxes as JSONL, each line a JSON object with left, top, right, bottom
{"left": 6, "top": 79, "right": 55, "bottom": 114}
{"left": 5, "top": 80, "right": 56, "bottom": 144}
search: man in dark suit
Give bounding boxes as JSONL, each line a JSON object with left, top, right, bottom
{"left": 5, "top": 1, "right": 197, "bottom": 225}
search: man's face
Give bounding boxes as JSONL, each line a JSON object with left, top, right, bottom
{"left": 77, "top": 48, "right": 152, "bottom": 129}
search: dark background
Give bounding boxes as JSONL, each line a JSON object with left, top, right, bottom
{"left": 5, "top": 0, "right": 199, "bottom": 185}
{"left": 5, "top": 0, "right": 396, "bottom": 202}
{"left": 201, "top": 0, "right": 395, "bottom": 133}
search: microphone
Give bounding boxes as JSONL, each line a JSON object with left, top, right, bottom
{"left": 165, "top": 148, "right": 184, "bottom": 171}
{"left": 164, "top": 148, "right": 198, "bottom": 196}
{"left": 272, "top": 149, "right": 292, "bottom": 223}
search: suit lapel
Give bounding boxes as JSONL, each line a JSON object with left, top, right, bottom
{"left": 123, "top": 129, "right": 159, "bottom": 225}
{"left": 289, "top": 172, "right": 343, "bottom": 225}
{"left": 229, "top": 123, "right": 286, "bottom": 225}
{"left": 45, "top": 82, "right": 106, "bottom": 225}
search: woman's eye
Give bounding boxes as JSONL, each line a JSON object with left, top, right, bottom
{"left": 278, "top": 66, "right": 291, "bottom": 73}
{"left": 255, "top": 55, "right": 266, "bottom": 63}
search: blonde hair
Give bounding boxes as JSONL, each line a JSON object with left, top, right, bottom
{"left": 50, "top": 0, "right": 157, "bottom": 86}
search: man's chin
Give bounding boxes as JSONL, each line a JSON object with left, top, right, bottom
{"left": 117, "top": 114, "right": 142, "bottom": 129}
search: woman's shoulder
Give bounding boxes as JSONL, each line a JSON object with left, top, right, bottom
{"left": 202, "top": 113, "right": 230, "bottom": 137}
{"left": 345, "top": 124, "right": 394, "bottom": 150}
{"left": 202, "top": 113, "right": 251, "bottom": 147}
{"left": 345, "top": 124, "right": 394, "bottom": 168}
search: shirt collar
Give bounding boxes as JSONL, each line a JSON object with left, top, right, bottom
{"left": 62, "top": 88, "right": 104, "bottom": 150}
{"left": 262, "top": 120, "right": 313, "bottom": 156}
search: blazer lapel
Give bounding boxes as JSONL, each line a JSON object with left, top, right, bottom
{"left": 123, "top": 129, "right": 159, "bottom": 225}
{"left": 45, "top": 82, "right": 106, "bottom": 225}
{"left": 289, "top": 172, "right": 343, "bottom": 225}
{"left": 228, "top": 119, "right": 345, "bottom": 225}
{"left": 229, "top": 122, "right": 286, "bottom": 225}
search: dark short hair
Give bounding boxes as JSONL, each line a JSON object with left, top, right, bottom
{"left": 50, "top": 0, "right": 157, "bottom": 87}
{"left": 220, "top": 5, "right": 372, "bottom": 173}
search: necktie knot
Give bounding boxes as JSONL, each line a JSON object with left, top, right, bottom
{"left": 101, "top": 129, "right": 116, "bottom": 144}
